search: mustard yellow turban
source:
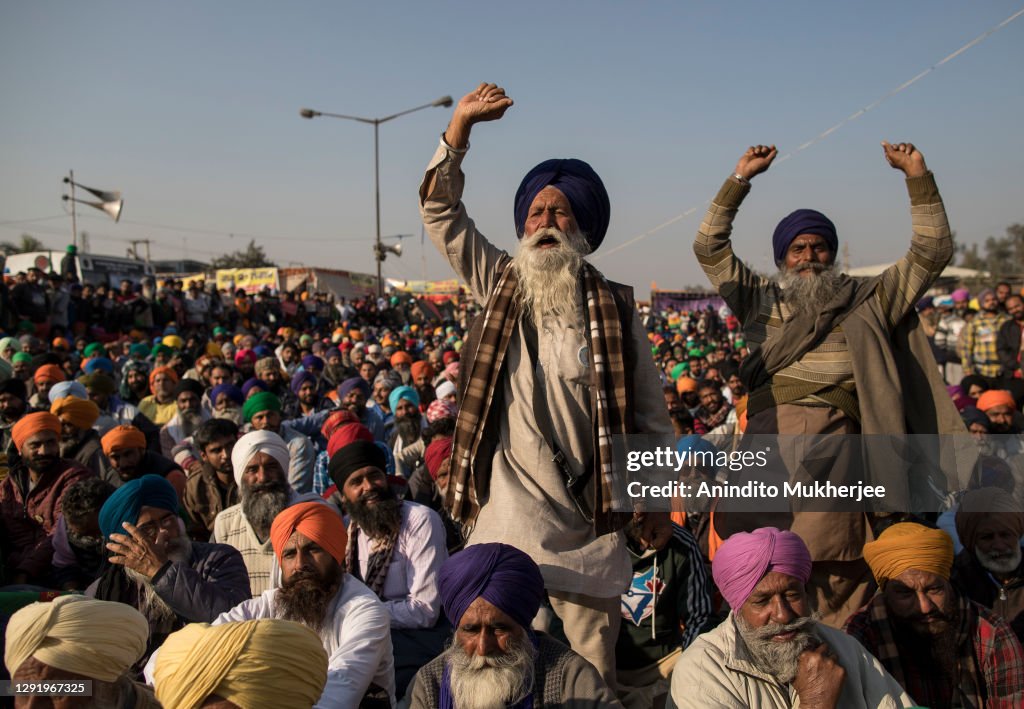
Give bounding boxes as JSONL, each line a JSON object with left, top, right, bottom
{"left": 863, "top": 522, "right": 954, "bottom": 585}
{"left": 4, "top": 596, "right": 148, "bottom": 682}
{"left": 51, "top": 396, "right": 101, "bottom": 430}
{"left": 154, "top": 620, "right": 328, "bottom": 709}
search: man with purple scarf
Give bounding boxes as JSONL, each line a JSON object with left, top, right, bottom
{"left": 693, "top": 141, "right": 964, "bottom": 627}
{"left": 420, "top": 82, "right": 674, "bottom": 687}
{"left": 408, "top": 543, "right": 621, "bottom": 708}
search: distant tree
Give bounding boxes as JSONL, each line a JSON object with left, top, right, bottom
{"left": 956, "top": 223, "right": 1024, "bottom": 281}
{"left": 210, "top": 240, "right": 275, "bottom": 269}
{"left": 0, "top": 234, "right": 45, "bottom": 256}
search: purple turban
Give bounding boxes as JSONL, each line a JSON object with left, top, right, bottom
{"left": 291, "top": 370, "right": 317, "bottom": 395}
{"left": 513, "top": 159, "right": 610, "bottom": 251}
{"left": 241, "top": 378, "right": 267, "bottom": 397}
{"left": 301, "top": 355, "right": 324, "bottom": 372}
{"left": 338, "top": 376, "right": 371, "bottom": 400}
{"left": 210, "top": 383, "right": 243, "bottom": 407}
{"left": 439, "top": 543, "right": 544, "bottom": 630}
{"left": 712, "top": 527, "right": 812, "bottom": 611}
{"left": 771, "top": 209, "right": 837, "bottom": 266}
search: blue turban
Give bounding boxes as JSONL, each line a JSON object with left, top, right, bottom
{"left": 211, "top": 383, "right": 243, "bottom": 406}
{"left": 338, "top": 377, "right": 370, "bottom": 400}
{"left": 253, "top": 345, "right": 272, "bottom": 358}
{"left": 84, "top": 357, "right": 115, "bottom": 375}
{"left": 48, "top": 381, "right": 89, "bottom": 404}
{"left": 513, "top": 159, "right": 610, "bottom": 251}
{"left": 771, "top": 209, "right": 838, "bottom": 267}
{"left": 439, "top": 543, "right": 544, "bottom": 629}
{"left": 291, "top": 370, "right": 317, "bottom": 395}
{"left": 388, "top": 385, "right": 420, "bottom": 414}
{"left": 99, "top": 475, "right": 179, "bottom": 539}
{"left": 301, "top": 355, "right": 324, "bottom": 372}
{"left": 241, "top": 377, "right": 268, "bottom": 397}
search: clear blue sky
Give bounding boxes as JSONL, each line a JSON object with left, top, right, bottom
{"left": 2, "top": 1, "right": 1022, "bottom": 293}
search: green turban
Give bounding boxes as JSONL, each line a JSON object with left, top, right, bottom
{"left": 242, "top": 391, "right": 281, "bottom": 423}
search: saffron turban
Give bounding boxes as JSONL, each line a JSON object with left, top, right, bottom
{"left": 338, "top": 376, "right": 370, "bottom": 400}
{"left": 33, "top": 364, "right": 66, "bottom": 385}
{"left": 712, "top": 527, "right": 812, "bottom": 612}
{"left": 149, "top": 366, "right": 179, "bottom": 390}
{"left": 241, "top": 377, "right": 268, "bottom": 397}
{"left": 47, "top": 380, "right": 89, "bottom": 403}
{"left": 300, "top": 355, "right": 324, "bottom": 371}
{"left": 11, "top": 412, "right": 62, "bottom": 453}
{"left": 328, "top": 439, "right": 386, "bottom": 486}
{"left": 211, "top": 383, "right": 244, "bottom": 407}
{"left": 79, "top": 372, "right": 116, "bottom": 397}
{"left": 772, "top": 209, "right": 838, "bottom": 266}
{"left": 956, "top": 487, "right": 1024, "bottom": 554}
{"left": 101, "top": 425, "right": 148, "bottom": 456}
{"left": 514, "top": 159, "right": 611, "bottom": 252}
{"left": 291, "top": 370, "right": 317, "bottom": 395}
{"left": 439, "top": 543, "right": 545, "bottom": 629}
{"left": 435, "top": 380, "right": 457, "bottom": 402}
{"left": 326, "top": 423, "right": 374, "bottom": 460}
{"left": 426, "top": 398, "right": 457, "bottom": 423}
{"left": 977, "top": 389, "right": 1016, "bottom": 413}
{"left": 83, "top": 357, "right": 114, "bottom": 375}
{"left": 5, "top": 595, "right": 148, "bottom": 682}
{"left": 391, "top": 351, "right": 413, "bottom": 366}
{"left": 154, "top": 619, "right": 328, "bottom": 709}
{"left": 230, "top": 430, "right": 290, "bottom": 486}
{"left": 51, "top": 396, "right": 100, "bottom": 430}
{"left": 425, "top": 437, "right": 453, "bottom": 480}
{"left": 270, "top": 501, "right": 347, "bottom": 565}
{"left": 242, "top": 391, "right": 281, "bottom": 423}
{"left": 410, "top": 361, "right": 434, "bottom": 381}
{"left": 320, "top": 409, "right": 360, "bottom": 440}
{"left": 863, "top": 522, "right": 954, "bottom": 585}
{"left": 99, "top": 475, "right": 179, "bottom": 539}
{"left": 389, "top": 385, "right": 420, "bottom": 414}
{"left": 676, "top": 376, "right": 698, "bottom": 394}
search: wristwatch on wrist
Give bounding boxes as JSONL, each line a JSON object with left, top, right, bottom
{"left": 733, "top": 173, "right": 750, "bottom": 185}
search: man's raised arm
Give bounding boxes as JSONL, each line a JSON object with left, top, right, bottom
{"left": 418, "top": 83, "right": 514, "bottom": 302}
{"left": 692, "top": 145, "right": 777, "bottom": 322}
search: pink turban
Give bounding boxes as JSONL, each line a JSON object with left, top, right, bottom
{"left": 712, "top": 527, "right": 812, "bottom": 611}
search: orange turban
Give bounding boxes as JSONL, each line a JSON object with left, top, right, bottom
{"left": 51, "top": 397, "right": 101, "bottom": 430}
{"left": 863, "top": 522, "right": 954, "bottom": 585}
{"left": 11, "top": 412, "right": 62, "bottom": 453}
{"left": 391, "top": 352, "right": 413, "bottom": 366}
{"left": 956, "top": 487, "right": 1024, "bottom": 553}
{"left": 149, "top": 366, "right": 179, "bottom": 391}
{"left": 676, "top": 376, "right": 698, "bottom": 394}
{"left": 33, "top": 364, "right": 66, "bottom": 385}
{"left": 269, "top": 502, "right": 347, "bottom": 566}
{"left": 977, "top": 389, "right": 1016, "bottom": 413}
{"left": 411, "top": 361, "right": 434, "bottom": 380}
{"left": 101, "top": 425, "right": 148, "bottom": 456}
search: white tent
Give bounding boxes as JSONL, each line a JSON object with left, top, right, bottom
{"left": 845, "top": 263, "right": 989, "bottom": 279}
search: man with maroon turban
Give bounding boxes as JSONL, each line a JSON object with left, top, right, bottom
{"left": 421, "top": 81, "right": 673, "bottom": 688}
{"left": 408, "top": 543, "right": 619, "bottom": 709}
{"left": 671, "top": 527, "right": 910, "bottom": 708}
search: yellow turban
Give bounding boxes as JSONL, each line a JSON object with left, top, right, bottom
{"left": 154, "top": 620, "right": 328, "bottom": 709}
{"left": 4, "top": 596, "right": 148, "bottom": 682}
{"left": 863, "top": 522, "right": 954, "bottom": 585}
{"left": 51, "top": 396, "right": 101, "bottom": 430}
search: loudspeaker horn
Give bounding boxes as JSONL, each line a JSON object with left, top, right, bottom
{"left": 385, "top": 243, "right": 402, "bottom": 257}
{"left": 63, "top": 195, "right": 124, "bottom": 222}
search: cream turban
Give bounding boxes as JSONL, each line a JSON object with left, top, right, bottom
{"left": 230, "top": 429, "right": 290, "bottom": 486}
{"left": 4, "top": 596, "right": 148, "bottom": 682}
{"left": 154, "top": 620, "right": 328, "bottom": 709}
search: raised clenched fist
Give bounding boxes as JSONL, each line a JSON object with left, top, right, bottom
{"left": 734, "top": 144, "right": 778, "bottom": 181}
{"left": 882, "top": 141, "right": 927, "bottom": 177}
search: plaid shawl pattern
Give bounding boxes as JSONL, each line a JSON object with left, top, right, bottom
{"left": 447, "top": 257, "right": 631, "bottom": 536}
{"left": 845, "top": 593, "right": 1024, "bottom": 708}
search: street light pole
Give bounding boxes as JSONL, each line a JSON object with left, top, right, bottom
{"left": 299, "top": 95, "right": 453, "bottom": 299}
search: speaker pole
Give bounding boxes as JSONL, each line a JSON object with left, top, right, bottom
{"left": 69, "top": 170, "right": 77, "bottom": 250}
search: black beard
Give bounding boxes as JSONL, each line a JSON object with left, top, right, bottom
{"left": 277, "top": 564, "right": 343, "bottom": 634}
{"left": 395, "top": 414, "right": 422, "bottom": 443}
{"left": 26, "top": 455, "right": 59, "bottom": 475}
{"left": 344, "top": 487, "right": 402, "bottom": 539}
{"left": 892, "top": 605, "right": 960, "bottom": 679}
{"left": 241, "top": 480, "right": 290, "bottom": 539}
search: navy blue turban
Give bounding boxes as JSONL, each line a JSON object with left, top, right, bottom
{"left": 301, "top": 355, "right": 324, "bottom": 372}
{"left": 291, "top": 370, "right": 317, "bottom": 395}
{"left": 771, "top": 209, "right": 838, "bottom": 267}
{"left": 514, "top": 159, "right": 610, "bottom": 252}
{"left": 438, "top": 543, "right": 545, "bottom": 629}
{"left": 338, "top": 376, "right": 371, "bottom": 400}
{"left": 211, "top": 383, "right": 243, "bottom": 406}
{"left": 99, "top": 475, "right": 179, "bottom": 539}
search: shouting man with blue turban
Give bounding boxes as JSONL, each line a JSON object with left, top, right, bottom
{"left": 420, "top": 83, "right": 674, "bottom": 687}
{"left": 408, "top": 543, "right": 619, "bottom": 708}
{"left": 693, "top": 142, "right": 965, "bottom": 627}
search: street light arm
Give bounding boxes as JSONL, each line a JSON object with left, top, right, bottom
{"left": 377, "top": 95, "right": 453, "bottom": 124}
{"left": 299, "top": 108, "right": 376, "bottom": 124}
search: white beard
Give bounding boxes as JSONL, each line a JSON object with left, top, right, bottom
{"left": 444, "top": 632, "right": 536, "bottom": 709}
{"left": 775, "top": 262, "right": 844, "bottom": 319}
{"left": 976, "top": 544, "right": 1022, "bottom": 575}
{"left": 512, "top": 227, "right": 589, "bottom": 327}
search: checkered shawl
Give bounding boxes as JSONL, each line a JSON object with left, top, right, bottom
{"left": 447, "top": 257, "right": 632, "bottom": 536}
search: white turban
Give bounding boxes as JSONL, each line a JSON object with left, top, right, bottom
{"left": 230, "top": 429, "right": 291, "bottom": 486}
{"left": 435, "top": 379, "right": 456, "bottom": 401}
{"left": 4, "top": 596, "right": 148, "bottom": 682}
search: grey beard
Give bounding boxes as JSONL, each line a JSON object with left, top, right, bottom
{"left": 123, "top": 534, "right": 191, "bottom": 627}
{"left": 976, "top": 544, "right": 1023, "bottom": 575}
{"left": 734, "top": 612, "right": 820, "bottom": 683}
{"left": 512, "top": 227, "right": 588, "bottom": 327}
{"left": 178, "top": 410, "right": 204, "bottom": 438}
{"left": 241, "top": 480, "right": 290, "bottom": 540}
{"left": 776, "top": 263, "right": 844, "bottom": 319}
{"left": 444, "top": 631, "right": 537, "bottom": 709}
{"left": 212, "top": 406, "right": 243, "bottom": 426}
